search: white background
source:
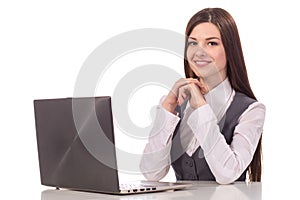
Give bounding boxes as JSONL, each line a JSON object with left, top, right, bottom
{"left": 1, "top": 0, "right": 299, "bottom": 199}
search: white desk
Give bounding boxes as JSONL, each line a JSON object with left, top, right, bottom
{"left": 41, "top": 181, "right": 261, "bottom": 200}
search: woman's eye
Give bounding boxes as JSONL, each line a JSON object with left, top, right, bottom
{"left": 208, "top": 41, "right": 218, "bottom": 46}
{"left": 187, "top": 41, "right": 197, "bottom": 46}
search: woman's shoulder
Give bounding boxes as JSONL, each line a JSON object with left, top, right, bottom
{"left": 234, "top": 91, "right": 265, "bottom": 107}
{"left": 231, "top": 91, "right": 266, "bottom": 115}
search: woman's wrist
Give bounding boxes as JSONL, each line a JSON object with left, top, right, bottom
{"left": 190, "top": 98, "right": 206, "bottom": 109}
{"left": 162, "top": 100, "right": 177, "bottom": 114}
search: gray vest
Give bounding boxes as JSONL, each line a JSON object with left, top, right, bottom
{"left": 170, "top": 92, "right": 256, "bottom": 181}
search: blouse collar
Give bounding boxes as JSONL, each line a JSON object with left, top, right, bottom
{"left": 204, "top": 78, "right": 233, "bottom": 120}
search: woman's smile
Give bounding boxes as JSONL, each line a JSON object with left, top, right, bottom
{"left": 193, "top": 59, "right": 212, "bottom": 67}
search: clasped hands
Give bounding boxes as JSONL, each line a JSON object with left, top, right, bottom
{"left": 162, "top": 78, "right": 209, "bottom": 114}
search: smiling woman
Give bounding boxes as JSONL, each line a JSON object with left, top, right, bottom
{"left": 186, "top": 22, "right": 227, "bottom": 89}
{"left": 140, "top": 7, "right": 266, "bottom": 184}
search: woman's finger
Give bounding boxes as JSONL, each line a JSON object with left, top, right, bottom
{"left": 195, "top": 81, "right": 209, "bottom": 95}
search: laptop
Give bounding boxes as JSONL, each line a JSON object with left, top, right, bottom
{"left": 34, "top": 96, "right": 192, "bottom": 194}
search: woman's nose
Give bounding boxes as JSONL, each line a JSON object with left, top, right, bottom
{"left": 194, "top": 46, "right": 207, "bottom": 57}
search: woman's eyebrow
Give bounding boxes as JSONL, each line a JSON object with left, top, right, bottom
{"left": 206, "top": 37, "right": 221, "bottom": 40}
{"left": 188, "top": 36, "right": 221, "bottom": 40}
{"left": 188, "top": 37, "right": 197, "bottom": 40}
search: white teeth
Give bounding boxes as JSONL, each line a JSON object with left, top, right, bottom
{"left": 196, "top": 61, "right": 207, "bottom": 64}
{"left": 195, "top": 60, "right": 211, "bottom": 67}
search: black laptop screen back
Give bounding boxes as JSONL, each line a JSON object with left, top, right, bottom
{"left": 34, "top": 96, "right": 119, "bottom": 193}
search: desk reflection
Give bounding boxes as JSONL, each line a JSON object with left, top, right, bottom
{"left": 41, "top": 181, "right": 261, "bottom": 200}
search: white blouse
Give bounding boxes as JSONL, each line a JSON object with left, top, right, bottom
{"left": 140, "top": 78, "right": 266, "bottom": 184}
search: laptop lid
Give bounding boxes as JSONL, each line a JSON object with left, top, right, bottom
{"left": 34, "top": 96, "right": 193, "bottom": 194}
{"left": 34, "top": 96, "right": 120, "bottom": 193}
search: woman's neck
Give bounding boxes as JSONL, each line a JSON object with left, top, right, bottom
{"left": 201, "top": 74, "right": 227, "bottom": 91}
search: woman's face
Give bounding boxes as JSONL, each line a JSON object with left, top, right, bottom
{"left": 186, "top": 22, "right": 227, "bottom": 82}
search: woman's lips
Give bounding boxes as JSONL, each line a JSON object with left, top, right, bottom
{"left": 194, "top": 60, "right": 212, "bottom": 67}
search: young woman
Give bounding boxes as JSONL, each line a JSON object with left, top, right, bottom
{"left": 140, "top": 8, "right": 265, "bottom": 184}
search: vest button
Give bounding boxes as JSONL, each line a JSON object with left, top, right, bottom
{"left": 187, "top": 173, "right": 196, "bottom": 179}
{"left": 184, "top": 160, "right": 194, "bottom": 167}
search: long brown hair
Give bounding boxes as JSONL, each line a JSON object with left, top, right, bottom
{"left": 184, "top": 8, "right": 262, "bottom": 182}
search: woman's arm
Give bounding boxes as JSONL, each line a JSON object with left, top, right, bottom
{"left": 187, "top": 102, "right": 266, "bottom": 184}
{"left": 141, "top": 78, "right": 201, "bottom": 180}
{"left": 140, "top": 104, "right": 180, "bottom": 181}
